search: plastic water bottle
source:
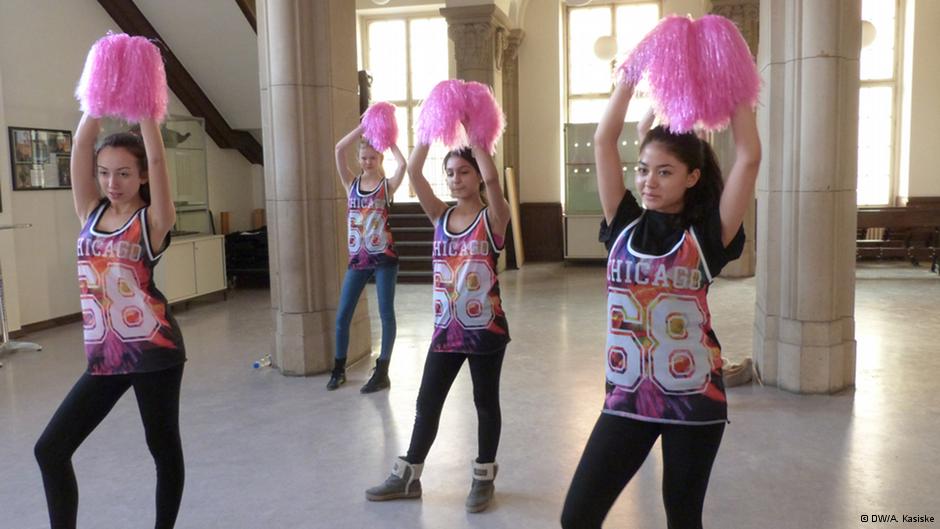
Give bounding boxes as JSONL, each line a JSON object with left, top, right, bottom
{"left": 252, "top": 354, "right": 272, "bottom": 369}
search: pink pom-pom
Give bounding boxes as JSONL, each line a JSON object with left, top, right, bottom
{"left": 693, "top": 15, "right": 760, "bottom": 130}
{"left": 416, "top": 80, "right": 468, "bottom": 148}
{"left": 616, "top": 14, "right": 759, "bottom": 133}
{"left": 361, "top": 102, "right": 398, "bottom": 152}
{"left": 619, "top": 16, "right": 698, "bottom": 132}
{"left": 462, "top": 82, "right": 505, "bottom": 154}
{"left": 617, "top": 15, "right": 693, "bottom": 89}
{"left": 75, "top": 33, "right": 168, "bottom": 122}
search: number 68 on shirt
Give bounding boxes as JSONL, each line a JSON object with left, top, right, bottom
{"left": 606, "top": 289, "right": 714, "bottom": 395}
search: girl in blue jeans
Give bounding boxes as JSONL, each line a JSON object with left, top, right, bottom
{"left": 331, "top": 125, "right": 406, "bottom": 392}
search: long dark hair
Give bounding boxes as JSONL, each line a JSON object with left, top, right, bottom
{"left": 95, "top": 132, "right": 151, "bottom": 204}
{"left": 639, "top": 126, "right": 722, "bottom": 227}
{"left": 443, "top": 147, "right": 486, "bottom": 203}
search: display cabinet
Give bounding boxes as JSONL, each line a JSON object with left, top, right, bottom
{"left": 564, "top": 122, "right": 640, "bottom": 258}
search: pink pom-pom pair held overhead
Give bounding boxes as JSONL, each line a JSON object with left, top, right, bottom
{"left": 618, "top": 14, "right": 760, "bottom": 133}
{"left": 75, "top": 32, "right": 168, "bottom": 123}
{"left": 415, "top": 80, "right": 506, "bottom": 154}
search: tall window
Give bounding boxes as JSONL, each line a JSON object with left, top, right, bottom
{"left": 566, "top": 1, "right": 661, "bottom": 124}
{"left": 360, "top": 14, "right": 450, "bottom": 201}
{"left": 858, "top": 0, "right": 902, "bottom": 206}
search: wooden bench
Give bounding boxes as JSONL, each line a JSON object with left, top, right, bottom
{"left": 857, "top": 206, "right": 940, "bottom": 271}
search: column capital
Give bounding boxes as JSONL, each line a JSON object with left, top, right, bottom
{"left": 502, "top": 28, "right": 525, "bottom": 74}
{"left": 441, "top": 4, "right": 511, "bottom": 74}
{"left": 440, "top": 4, "right": 511, "bottom": 29}
{"left": 710, "top": 0, "right": 759, "bottom": 55}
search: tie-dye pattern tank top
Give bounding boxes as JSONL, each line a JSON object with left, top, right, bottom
{"left": 603, "top": 212, "right": 726, "bottom": 425}
{"left": 347, "top": 176, "right": 398, "bottom": 270}
{"left": 77, "top": 200, "right": 185, "bottom": 375}
{"left": 430, "top": 207, "right": 510, "bottom": 354}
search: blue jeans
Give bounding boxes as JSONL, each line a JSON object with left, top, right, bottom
{"left": 335, "top": 263, "right": 398, "bottom": 361}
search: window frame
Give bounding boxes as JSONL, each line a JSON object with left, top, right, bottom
{"left": 563, "top": 0, "right": 661, "bottom": 124}
{"left": 858, "top": 0, "right": 905, "bottom": 206}
{"left": 359, "top": 11, "right": 453, "bottom": 200}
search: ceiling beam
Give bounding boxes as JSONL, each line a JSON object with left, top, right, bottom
{"left": 97, "top": 0, "right": 263, "bottom": 165}
{"left": 235, "top": 0, "right": 257, "bottom": 33}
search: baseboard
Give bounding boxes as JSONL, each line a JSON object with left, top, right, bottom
{"left": 10, "top": 312, "right": 82, "bottom": 339}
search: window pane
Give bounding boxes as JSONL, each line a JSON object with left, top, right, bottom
{"left": 860, "top": 0, "right": 896, "bottom": 81}
{"left": 368, "top": 20, "right": 407, "bottom": 101}
{"left": 568, "top": 7, "right": 614, "bottom": 95}
{"left": 569, "top": 95, "right": 653, "bottom": 125}
{"left": 569, "top": 98, "right": 609, "bottom": 124}
{"left": 410, "top": 18, "right": 449, "bottom": 99}
{"left": 382, "top": 106, "right": 410, "bottom": 202}
{"left": 410, "top": 104, "right": 451, "bottom": 199}
{"left": 614, "top": 3, "right": 660, "bottom": 61}
{"left": 857, "top": 86, "right": 893, "bottom": 205}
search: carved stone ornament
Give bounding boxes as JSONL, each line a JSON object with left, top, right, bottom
{"left": 710, "top": 0, "right": 759, "bottom": 55}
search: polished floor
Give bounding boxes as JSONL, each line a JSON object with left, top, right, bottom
{"left": 1, "top": 263, "right": 938, "bottom": 529}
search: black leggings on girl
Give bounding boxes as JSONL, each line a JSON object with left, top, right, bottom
{"left": 561, "top": 413, "right": 725, "bottom": 529}
{"left": 405, "top": 349, "right": 505, "bottom": 465}
{"left": 35, "top": 364, "right": 185, "bottom": 529}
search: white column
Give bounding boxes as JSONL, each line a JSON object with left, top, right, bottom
{"left": 258, "top": 0, "right": 372, "bottom": 375}
{"left": 754, "top": 0, "right": 860, "bottom": 393}
{"left": 710, "top": 0, "right": 759, "bottom": 278}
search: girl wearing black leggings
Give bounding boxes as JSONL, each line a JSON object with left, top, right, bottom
{"left": 35, "top": 111, "right": 186, "bottom": 529}
{"left": 366, "top": 139, "right": 511, "bottom": 514}
{"left": 561, "top": 71, "right": 761, "bottom": 527}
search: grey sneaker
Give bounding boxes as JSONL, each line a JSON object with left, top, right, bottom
{"left": 366, "top": 457, "right": 423, "bottom": 501}
{"left": 465, "top": 460, "right": 498, "bottom": 513}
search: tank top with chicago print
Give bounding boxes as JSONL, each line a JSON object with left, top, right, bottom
{"left": 430, "top": 207, "right": 510, "bottom": 354}
{"left": 76, "top": 200, "right": 185, "bottom": 375}
{"left": 604, "top": 212, "right": 727, "bottom": 425}
{"left": 347, "top": 176, "right": 398, "bottom": 270}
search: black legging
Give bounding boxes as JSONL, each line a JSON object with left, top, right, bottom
{"left": 405, "top": 349, "right": 505, "bottom": 465}
{"left": 561, "top": 413, "right": 725, "bottom": 529}
{"left": 35, "top": 364, "right": 185, "bottom": 529}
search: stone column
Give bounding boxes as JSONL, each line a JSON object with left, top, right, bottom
{"left": 501, "top": 29, "right": 524, "bottom": 189}
{"left": 441, "top": 4, "right": 511, "bottom": 270}
{"left": 258, "top": 0, "right": 372, "bottom": 375}
{"left": 710, "top": 0, "right": 759, "bottom": 278}
{"left": 753, "top": 0, "right": 860, "bottom": 393}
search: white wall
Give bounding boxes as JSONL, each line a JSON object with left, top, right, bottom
{"left": 0, "top": 60, "right": 23, "bottom": 333}
{"left": 902, "top": 0, "right": 940, "bottom": 198}
{"left": 517, "top": 0, "right": 563, "bottom": 203}
{"left": 0, "top": 0, "right": 258, "bottom": 327}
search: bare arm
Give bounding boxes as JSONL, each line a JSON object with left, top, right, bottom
{"left": 139, "top": 119, "right": 175, "bottom": 249}
{"left": 71, "top": 114, "right": 102, "bottom": 223}
{"left": 471, "top": 145, "right": 510, "bottom": 239}
{"left": 718, "top": 104, "right": 761, "bottom": 247}
{"left": 407, "top": 143, "right": 448, "bottom": 223}
{"left": 334, "top": 125, "right": 362, "bottom": 194}
{"left": 595, "top": 82, "right": 634, "bottom": 224}
{"left": 636, "top": 105, "right": 655, "bottom": 143}
{"left": 386, "top": 143, "right": 407, "bottom": 196}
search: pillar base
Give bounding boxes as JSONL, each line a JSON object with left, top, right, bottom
{"left": 272, "top": 305, "right": 372, "bottom": 376}
{"left": 754, "top": 308, "right": 856, "bottom": 393}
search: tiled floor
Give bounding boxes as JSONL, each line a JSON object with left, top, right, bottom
{"left": 1, "top": 263, "right": 937, "bottom": 528}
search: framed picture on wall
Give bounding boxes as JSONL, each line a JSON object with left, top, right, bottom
{"left": 8, "top": 126, "right": 72, "bottom": 190}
